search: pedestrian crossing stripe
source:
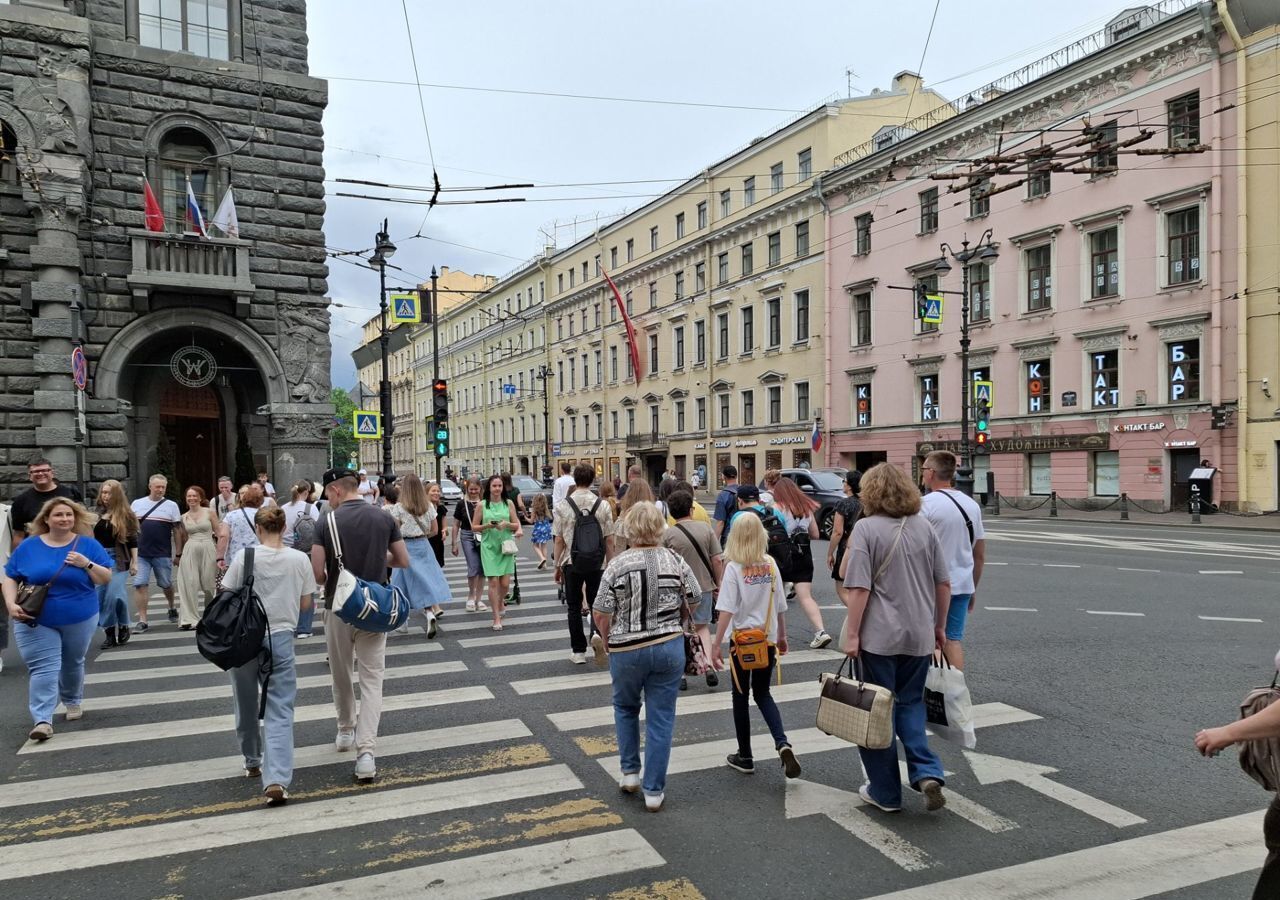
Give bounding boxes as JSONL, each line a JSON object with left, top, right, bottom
{"left": 389, "top": 292, "right": 421, "bottom": 324}
{"left": 353, "top": 409, "right": 381, "bottom": 439}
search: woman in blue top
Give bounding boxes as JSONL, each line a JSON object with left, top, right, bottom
{"left": 2, "top": 497, "right": 112, "bottom": 742}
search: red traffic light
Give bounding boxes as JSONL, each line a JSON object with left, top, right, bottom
{"left": 975, "top": 432, "right": 989, "bottom": 446}
{"left": 432, "top": 379, "right": 447, "bottom": 393}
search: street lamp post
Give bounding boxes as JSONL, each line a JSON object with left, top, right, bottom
{"left": 934, "top": 229, "right": 999, "bottom": 497}
{"left": 369, "top": 219, "right": 398, "bottom": 484}
{"left": 537, "top": 364, "right": 552, "bottom": 481}
{"left": 430, "top": 266, "right": 442, "bottom": 485}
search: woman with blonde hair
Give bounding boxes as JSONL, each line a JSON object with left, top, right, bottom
{"left": 598, "top": 480, "right": 620, "bottom": 521}
{"left": 2, "top": 498, "right": 113, "bottom": 741}
{"left": 842, "top": 462, "right": 950, "bottom": 814}
{"left": 93, "top": 480, "right": 138, "bottom": 648}
{"left": 593, "top": 501, "right": 701, "bottom": 812}
{"left": 387, "top": 473, "right": 452, "bottom": 638}
{"left": 711, "top": 513, "right": 801, "bottom": 779}
{"left": 615, "top": 478, "right": 656, "bottom": 550}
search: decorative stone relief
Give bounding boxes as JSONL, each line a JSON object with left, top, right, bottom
{"left": 1095, "top": 416, "right": 1111, "bottom": 433}
{"left": 270, "top": 413, "right": 330, "bottom": 445}
{"left": 1156, "top": 321, "right": 1205, "bottom": 341}
{"left": 1081, "top": 332, "right": 1126, "bottom": 352}
{"left": 1030, "top": 421, "right": 1043, "bottom": 436}
{"left": 1174, "top": 413, "right": 1190, "bottom": 430}
{"left": 1017, "top": 341, "right": 1058, "bottom": 360}
{"left": 278, "top": 304, "right": 332, "bottom": 404}
{"left": 909, "top": 357, "right": 943, "bottom": 376}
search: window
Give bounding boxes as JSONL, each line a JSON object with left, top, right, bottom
{"left": 1026, "top": 359, "right": 1051, "bottom": 413}
{"left": 610, "top": 346, "right": 618, "bottom": 382}
{"left": 627, "top": 408, "right": 636, "bottom": 435}
{"left": 650, "top": 226, "right": 659, "bottom": 252}
{"left": 717, "top": 313, "right": 729, "bottom": 359}
{"left": 1026, "top": 245, "right": 1053, "bottom": 311}
{"left": 625, "top": 290, "right": 634, "bottom": 315}
{"left": 594, "top": 303, "right": 601, "bottom": 327}
{"left": 594, "top": 349, "right": 602, "bottom": 384}
{"left": 674, "top": 326, "right": 685, "bottom": 369}
{"left": 568, "top": 316, "right": 574, "bottom": 337}
{"left": 767, "top": 386, "right": 782, "bottom": 424}
{"left": 696, "top": 398, "right": 706, "bottom": 431}
{"left": 1092, "top": 450, "right": 1120, "bottom": 497}
{"left": 611, "top": 410, "right": 619, "bottom": 439}
{"left": 970, "top": 177, "right": 990, "bottom": 218}
{"left": 1090, "top": 227, "right": 1120, "bottom": 298}
{"left": 742, "top": 390, "right": 755, "bottom": 426}
{"left": 559, "top": 418, "right": 565, "bottom": 442}
{"left": 854, "top": 383, "right": 872, "bottom": 426}
{"left": 676, "top": 212, "right": 685, "bottom": 239}
{"left": 1090, "top": 349, "right": 1119, "bottom": 408}
{"left": 795, "top": 382, "right": 810, "bottom": 422}
{"left": 916, "top": 274, "right": 939, "bottom": 334}
{"left": 741, "top": 306, "right": 754, "bottom": 353}
{"left": 853, "top": 291, "right": 872, "bottom": 346}
{"left": 674, "top": 271, "right": 685, "bottom": 300}
{"left": 795, "top": 220, "right": 810, "bottom": 257}
{"left": 770, "top": 162, "right": 784, "bottom": 194}
{"left": 626, "top": 349, "right": 634, "bottom": 380}
{"left": 648, "top": 334, "right": 659, "bottom": 373}
{"left": 797, "top": 148, "right": 812, "bottom": 181}
{"left": 569, "top": 269, "right": 575, "bottom": 289}
{"left": 676, "top": 401, "right": 686, "bottom": 432}
{"left": 1168, "top": 339, "right": 1200, "bottom": 402}
{"left": 717, "top": 252, "right": 729, "bottom": 284}
{"left": 919, "top": 187, "right": 939, "bottom": 233}
{"left": 1168, "top": 91, "right": 1200, "bottom": 147}
{"left": 557, "top": 274, "right": 564, "bottom": 293}
{"left": 794, "top": 290, "right": 810, "bottom": 342}
{"left": 766, "top": 297, "right": 781, "bottom": 348}
{"left": 1167, "top": 207, "right": 1200, "bottom": 285}
{"left": 593, "top": 256, "right": 600, "bottom": 276}
{"left": 610, "top": 246, "right": 618, "bottom": 269}
{"left": 159, "top": 128, "right": 216, "bottom": 233}
{"left": 139, "top": 0, "right": 231, "bottom": 59}
{"left": 583, "top": 415, "right": 590, "bottom": 442}
{"left": 720, "top": 189, "right": 731, "bottom": 217}
{"left": 648, "top": 281, "right": 658, "bottom": 309}
{"left": 918, "top": 374, "right": 940, "bottom": 421}
{"left": 582, "top": 261, "right": 588, "bottom": 281}
{"left": 969, "top": 263, "right": 991, "bottom": 322}
{"left": 649, "top": 405, "right": 659, "bottom": 434}
{"left": 694, "top": 319, "right": 706, "bottom": 364}
{"left": 741, "top": 242, "right": 753, "bottom": 277}
{"left": 767, "top": 231, "right": 781, "bottom": 267}
{"left": 695, "top": 262, "right": 706, "bottom": 293}
{"left": 626, "top": 238, "right": 634, "bottom": 262}
{"left": 1090, "top": 120, "right": 1118, "bottom": 173}
{"left": 718, "top": 393, "right": 730, "bottom": 428}
{"left": 568, "top": 362, "right": 576, "bottom": 391}
{"left": 0, "top": 121, "right": 17, "bottom": 184}
{"left": 743, "top": 176, "right": 755, "bottom": 206}
{"left": 855, "top": 214, "right": 873, "bottom": 255}
{"left": 697, "top": 201, "right": 708, "bottom": 230}
{"left": 1028, "top": 453, "right": 1052, "bottom": 495}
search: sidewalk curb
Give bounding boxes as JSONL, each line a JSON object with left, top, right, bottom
{"left": 988, "top": 511, "right": 1280, "bottom": 532}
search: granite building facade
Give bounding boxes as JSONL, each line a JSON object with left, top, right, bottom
{"left": 0, "top": 0, "right": 331, "bottom": 500}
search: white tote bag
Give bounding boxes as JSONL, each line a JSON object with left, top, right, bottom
{"left": 924, "top": 656, "right": 976, "bottom": 748}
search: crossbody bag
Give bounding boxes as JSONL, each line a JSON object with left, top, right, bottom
{"left": 731, "top": 561, "right": 776, "bottom": 674}
{"left": 16, "top": 537, "right": 81, "bottom": 622}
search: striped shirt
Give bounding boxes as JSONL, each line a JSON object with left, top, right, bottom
{"left": 593, "top": 547, "right": 701, "bottom": 651}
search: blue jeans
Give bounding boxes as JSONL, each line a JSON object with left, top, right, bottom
{"left": 230, "top": 630, "right": 298, "bottom": 789}
{"left": 97, "top": 569, "right": 131, "bottom": 630}
{"left": 295, "top": 598, "right": 315, "bottom": 636}
{"left": 608, "top": 636, "right": 685, "bottom": 797}
{"left": 856, "top": 651, "right": 945, "bottom": 808}
{"left": 11, "top": 614, "right": 98, "bottom": 725}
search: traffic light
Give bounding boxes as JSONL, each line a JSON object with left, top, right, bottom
{"left": 914, "top": 282, "right": 929, "bottom": 320}
{"left": 432, "top": 379, "right": 449, "bottom": 457}
{"left": 974, "top": 399, "right": 990, "bottom": 453}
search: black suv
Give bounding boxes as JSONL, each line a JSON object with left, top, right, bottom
{"left": 760, "top": 467, "right": 848, "bottom": 539}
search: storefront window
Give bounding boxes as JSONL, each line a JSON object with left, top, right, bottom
{"left": 1090, "top": 349, "right": 1119, "bottom": 408}
{"left": 1029, "top": 453, "right": 1052, "bottom": 495}
{"left": 1027, "top": 359, "right": 1051, "bottom": 413}
{"left": 1167, "top": 340, "right": 1200, "bottom": 402}
{"left": 855, "top": 383, "right": 872, "bottom": 427}
{"left": 1093, "top": 450, "right": 1120, "bottom": 497}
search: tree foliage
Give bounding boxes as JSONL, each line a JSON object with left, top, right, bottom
{"left": 330, "top": 387, "right": 358, "bottom": 469}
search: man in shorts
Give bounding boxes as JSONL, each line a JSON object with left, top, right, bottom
{"left": 920, "top": 451, "right": 985, "bottom": 669}
{"left": 130, "top": 474, "right": 183, "bottom": 632}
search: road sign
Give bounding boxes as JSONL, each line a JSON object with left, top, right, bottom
{"left": 353, "top": 409, "right": 382, "bottom": 440}
{"left": 71, "top": 346, "right": 87, "bottom": 391}
{"left": 973, "top": 379, "right": 994, "bottom": 406}
{"left": 389, "top": 292, "right": 421, "bottom": 324}
{"left": 551, "top": 443, "right": 562, "bottom": 457}
{"left": 922, "top": 294, "right": 943, "bottom": 325}
{"left": 503, "top": 383, "right": 517, "bottom": 396}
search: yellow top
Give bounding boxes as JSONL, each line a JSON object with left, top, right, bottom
{"left": 667, "top": 502, "right": 712, "bottom": 526}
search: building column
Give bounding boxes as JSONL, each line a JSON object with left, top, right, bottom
{"left": 268, "top": 407, "right": 333, "bottom": 490}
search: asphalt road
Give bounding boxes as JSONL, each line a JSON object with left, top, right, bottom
{"left": 0, "top": 518, "right": 1276, "bottom": 899}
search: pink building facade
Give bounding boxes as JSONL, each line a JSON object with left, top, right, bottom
{"left": 821, "top": 3, "right": 1240, "bottom": 510}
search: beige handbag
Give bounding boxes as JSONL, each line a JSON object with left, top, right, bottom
{"left": 817, "top": 656, "right": 895, "bottom": 749}
{"left": 500, "top": 538, "right": 519, "bottom": 556}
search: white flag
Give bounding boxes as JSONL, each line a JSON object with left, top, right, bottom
{"left": 210, "top": 187, "right": 239, "bottom": 238}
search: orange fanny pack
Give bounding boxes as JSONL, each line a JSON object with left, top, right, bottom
{"left": 731, "top": 628, "right": 771, "bottom": 670}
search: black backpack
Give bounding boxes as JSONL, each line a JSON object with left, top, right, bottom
{"left": 197, "top": 548, "right": 268, "bottom": 671}
{"left": 749, "top": 507, "right": 795, "bottom": 576}
{"left": 569, "top": 497, "right": 606, "bottom": 574}
{"left": 291, "top": 504, "right": 317, "bottom": 553}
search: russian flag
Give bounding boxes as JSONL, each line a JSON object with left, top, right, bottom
{"left": 185, "top": 177, "right": 208, "bottom": 237}
{"left": 811, "top": 421, "right": 823, "bottom": 453}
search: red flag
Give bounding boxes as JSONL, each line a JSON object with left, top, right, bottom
{"left": 602, "top": 268, "right": 644, "bottom": 383}
{"left": 143, "top": 177, "right": 165, "bottom": 232}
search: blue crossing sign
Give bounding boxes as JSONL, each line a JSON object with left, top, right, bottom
{"left": 353, "top": 409, "right": 382, "bottom": 440}
{"left": 922, "top": 294, "right": 943, "bottom": 325}
{"left": 389, "top": 292, "right": 421, "bottom": 324}
{"left": 972, "top": 380, "right": 994, "bottom": 406}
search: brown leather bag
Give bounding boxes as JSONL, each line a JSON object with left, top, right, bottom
{"left": 1239, "top": 673, "right": 1280, "bottom": 791}
{"left": 15, "top": 537, "right": 80, "bottom": 623}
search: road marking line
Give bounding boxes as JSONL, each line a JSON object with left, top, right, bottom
{"left": 0, "top": 765, "right": 584, "bottom": 882}
{"left": 1117, "top": 567, "right": 1160, "bottom": 573}
{"left": 1199, "top": 570, "right": 1244, "bottom": 575}
{"left": 0, "top": 720, "right": 531, "bottom": 809}
{"left": 17, "top": 686, "right": 494, "bottom": 754}
{"left": 442, "top": 612, "right": 568, "bottom": 633}
{"left": 459, "top": 628, "right": 566, "bottom": 648}
{"left": 244, "top": 829, "right": 664, "bottom": 900}
{"left": 490, "top": 645, "right": 841, "bottom": 673}
{"left": 860, "top": 811, "right": 1262, "bottom": 899}
{"left": 1083, "top": 610, "right": 1145, "bottom": 617}
{"left": 785, "top": 778, "right": 932, "bottom": 871}
{"left": 512, "top": 672, "right": 612, "bottom": 695}
{"left": 89, "top": 639, "right": 441, "bottom": 670}
{"left": 965, "top": 749, "right": 1145, "bottom": 829}
{"left": 1042, "top": 564, "right": 1081, "bottom": 568}
{"left": 985, "top": 562, "right": 1009, "bottom": 566}
{"left": 1010, "top": 563, "right": 1039, "bottom": 567}
{"left": 985, "top": 606, "right": 1039, "bottom": 612}
{"left": 1199, "top": 615, "right": 1264, "bottom": 623}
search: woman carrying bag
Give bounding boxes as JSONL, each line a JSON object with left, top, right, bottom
{"left": 452, "top": 479, "right": 488, "bottom": 613}
{"left": 387, "top": 474, "right": 451, "bottom": 638}
{"left": 472, "top": 474, "right": 521, "bottom": 631}
{"left": 93, "top": 480, "right": 138, "bottom": 649}
{"left": 841, "top": 462, "right": 950, "bottom": 814}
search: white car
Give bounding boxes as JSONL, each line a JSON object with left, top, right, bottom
{"left": 435, "top": 478, "right": 463, "bottom": 502}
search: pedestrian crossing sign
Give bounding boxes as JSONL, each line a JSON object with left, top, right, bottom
{"left": 353, "top": 409, "right": 382, "bottom": 439}
{"left": 923, "top": 294, "right": 943, "bottom": 325}
{"left": 973, "top": 380, "right": 994, "bottom": 406}
{"left": 389, "top": 292, "right": 421, "bottom": 324}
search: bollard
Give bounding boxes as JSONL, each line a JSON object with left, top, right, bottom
{"left": 991, "top": 491, "right": 1001, "bottom": 516}
{"left": 1120, "top": 492, "right": 1130, "bottom": 521}
{"left": 1049, "top": 491, "right": 1058, "bottom": 517}
{"left": 1190, "top": 484, "right": 1201, "bottom": 524}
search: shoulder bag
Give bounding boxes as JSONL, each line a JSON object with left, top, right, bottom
{"left": 1239, "top": 672, "right": 1280, "bottom": 791}
{"left": 816, "top": 655, "right": 895, "bottom": 749}
{"left": 15, "top": 536, "right": 80, "bottom": 623}
{"left": 326, "top": 510, "right": 410, "bottom": 633}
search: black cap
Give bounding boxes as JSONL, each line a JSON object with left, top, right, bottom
{"left": 737, "top": 484, "right": 761, "bottom": 502}
{"left": 322, "top": 468, "right": 357, "bottom": 489}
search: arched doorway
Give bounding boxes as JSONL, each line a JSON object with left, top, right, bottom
{"left": 159, "top": 382, "right": 224, "bottom": 496}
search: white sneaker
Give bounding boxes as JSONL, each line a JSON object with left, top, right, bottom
{"left": 465, "top": 601, "right": 477, "bottom": 612}
{"left": 426, "top": 612, "right": 438, "bottom": 639}
{"left": 335, "top": 729, "right": 355, "bottom": 752}
{"left": 810, "top": 630, "right": 833, "bottom": 650}
{"left": 570, "top": 652, "right": 587, "bottom": 665}
{"left": 619, "top": 773, "right": 641, "bottom": 794}
{"left": 64, "top": 704, "right": 82, "bottom": 721}
{"left": 355, "top": 752, "right": 377, "bottom": 782}
{"left": 590, "top": 633, "right": 607, "bottom": 666}
{"left": 644, "top": 792, "right": 665, "bottom": 812}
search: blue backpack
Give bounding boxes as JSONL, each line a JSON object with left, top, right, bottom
{"left": 326, "top": 511, "right": 410, "bottom": 633}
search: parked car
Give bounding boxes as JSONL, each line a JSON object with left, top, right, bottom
{"left": 434, "top": 478, "right": 463, "bottom": 503}
{"left": 760, "top": 467, "right": 847, "bottom": 539}
{"left": 509, "top": 473, "right": 554, "bottom": 521}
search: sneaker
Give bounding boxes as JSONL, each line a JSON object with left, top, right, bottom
{"left": 245, "top": 765, "right": 262, "bottom": 778}
{"left": 465, "top": 601, "right": 477, "bottom": 612}
{"left": 644, "top": 792, "right": 665, "bottom": 812}
{"left": 426, "top": 614, "right": 438, "bottom": 639}
{"left": 264, "top": 784, "right": 289, "bottom": 807}
{"left": 785, "top": 584, "right": 797, "bottom": 600}
{"left": 679, "top": 677, "right": 688, "bottom": 691}
{"left": 726, "top": 753, "right": 755, "bottom": 774}
{"left": 619, "top": 773, "right": 641, "bottom": 794}
{"left": 355, "top": 753, "right": 377, "bottom": 782}
{"left": 167, "top": 608, "right": 179, "bottom": 622}
{"left": 858, "top": 783, "right": 901, "bottom": 813}
{"left": 394, "top": 622, "right": 409, "bottom": 635}
{"left": 64, "top": 704, "right": 82, "bottom": 721}
{"left": 295, "top": 632, "right": 312, "bottom": 639}
{"left": 590, "top": 633, "right": 607, "bottom": 666}
{"left": 28, "top": 722, "right": 52, "bottom": 742}
{"left": 570, "top": 652, "right": 587, "bottom": 665}
{"left": 705, "top": 670, "right": 719, "bottom": 688}
{"left": 810, "top": 630, "right": 833, "bottom": 650}
{"left": 778, "top": 744, "right": 801, "bottom": 779}
{"left": 335, "top": 729, "right": 356, "bottom": 752}
{"left": 919, "top": 778, "right": 946, "bottom": 811}
{"left": 132, "top": 621, "right": 149, "bottom": 634}
{"left": 115, "top": 627, "right": 130, "bottom": 646}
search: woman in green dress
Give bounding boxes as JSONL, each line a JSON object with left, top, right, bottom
{"left": 471, "top": 475, "right": 522, "bottom": 630}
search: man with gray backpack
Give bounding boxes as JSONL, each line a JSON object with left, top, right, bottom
{"left": 552, "top": 463, "right": 615, "bottom": 665}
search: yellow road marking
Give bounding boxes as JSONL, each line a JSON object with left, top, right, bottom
{"left": 574, "top": 734, "right": 619, "bottom": 756}
{"left": 596, "top": 878, "right": 707, "bottom": 900}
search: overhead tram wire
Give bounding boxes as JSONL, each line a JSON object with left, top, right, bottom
{"left": 398, "top": 0, "right": 441, "bottom": 236}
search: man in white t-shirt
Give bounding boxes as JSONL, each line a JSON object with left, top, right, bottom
{"left": 551, "top": 461, "right": 575, "bottom": 509}
{"left": 257, "top": 470, "right": 276, "bottom": 501}
{"left": 920, "top": 450, "right": 986, "bottom": 669}
{"left": 130, "top": 475, "right": 184, "bottom": 631}
{"left": 356, "top": 470, "right": 377, "bottom": 504}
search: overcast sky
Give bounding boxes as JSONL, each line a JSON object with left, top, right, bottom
{"left": 310, "top": 0, "right": 1143, "bottom": 390}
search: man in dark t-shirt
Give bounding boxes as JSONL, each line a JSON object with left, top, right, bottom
{"left": 311, "top": 468, "right": 408, "bottom": 785}
{"left": 9, "top": 459, "right": 82, "bottom": 549}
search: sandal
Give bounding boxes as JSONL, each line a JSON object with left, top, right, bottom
{"left": 491, "top": 623, "right": 504, "bottom": 631}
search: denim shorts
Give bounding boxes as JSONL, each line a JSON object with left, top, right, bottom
{"left": 946, "top": 593, "right": 973, "bottom": 641}
{"left": 690, "top": 591, "right": 714, "bottom": 626}
{"left": 134, "top": 556, "right": 173, "bottom": 589}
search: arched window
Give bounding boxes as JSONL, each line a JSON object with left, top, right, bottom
{"left": 158, "top": 127, "right": 216, "bottom": 233}
{"left": 1, "top": 121, "right": 17, "bottom": 185}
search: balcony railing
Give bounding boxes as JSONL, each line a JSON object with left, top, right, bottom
{"left": 127, "top": 229, "right": 255, "bottom": 313}
{"left": 626, "top": 431, "right": 668, "bottom": 452}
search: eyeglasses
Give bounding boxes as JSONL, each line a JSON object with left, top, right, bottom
{"left": 29, "top": 468, "right": 53, "bottom": 475}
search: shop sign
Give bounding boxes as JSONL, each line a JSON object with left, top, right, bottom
{"left": 713, "top": 441, "right": 730, "bottom": 449}
{"left": 171, "top": 345, "right": 217, "bottom": 388}
{"left": 694, "top": 443, "right": 706, "bottom": 450}
{"left": 1165, "top": 439, "right": 1198, "bottom": 448}
{"left": 916, "top": 433, "right": 1110, "bottom": 455}
{"left": 1114, "top": 422, "right": 1166, "bottom": 433}
{"left": 735, "top": 439, "right": 758, "bottom": 447}
{"left": 1061, "top": 391, "right": 1078, "bottom": 407}
{"left": 769, "top": 436, "right": 806, "bottom": 445}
